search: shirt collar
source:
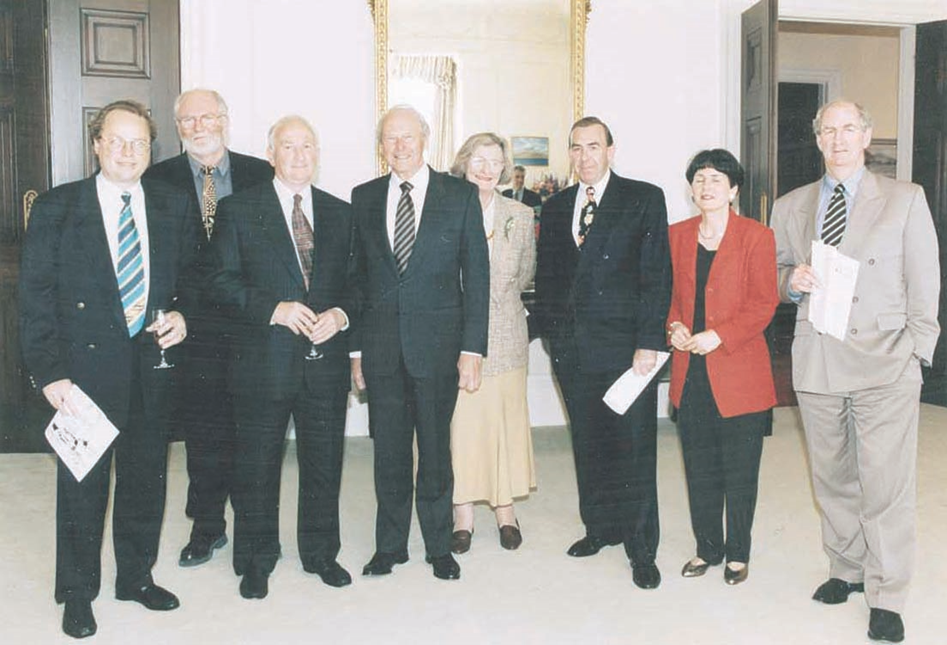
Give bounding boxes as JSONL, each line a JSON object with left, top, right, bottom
{"left": 823, "top": 165, "right": 865, "bottom": 198}
{"left": 273, "top": 177, "right": 311, "bottom": 208}
{"left": 390, "top": 163, "right": 430, "bottom": 195}
{"left": 96, "top": 172, "right": 143, "bottom": 201}
{"left": 187, "top": 149, "right": 231, "bottom": 179}
{"left": 578, "top": 169, "right": 611, "bottom": 202}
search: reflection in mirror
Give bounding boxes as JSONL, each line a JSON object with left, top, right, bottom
{"left": 373, "top": 0, "right": 588, "bottom": 197}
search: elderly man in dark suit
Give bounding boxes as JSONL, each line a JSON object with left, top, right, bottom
{"left": 535, "top": 116, "right": 671, "bottom": 590}
{"left": 205, "top": 115, "right": 356, "bottom": 599}
{"left": 772, "top": 100, "right": 940, "bottom": 644}
{"left": 20, "top": 99, "right": 203, "bottom": 638}
{"left": 351, "top": 105, "right": 489, "bottom": 582}
{"left": 502, "top": 165, "right": 543, "bottom": 209}
{"left": 144, "top": 88, "right": 273, "bottom": 568}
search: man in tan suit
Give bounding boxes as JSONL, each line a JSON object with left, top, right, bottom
{"left": 772, "top": 100, "right": 940, "bottom": 644}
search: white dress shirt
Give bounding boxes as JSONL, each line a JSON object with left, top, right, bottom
{"left": 386, "top": 164, "right": 430, "bottom": 248}
{"left": 96, "top": 174, "right": 150, "bottom": 304}
{"left": 572, "top": 170, "right": 612, "bottom": 245}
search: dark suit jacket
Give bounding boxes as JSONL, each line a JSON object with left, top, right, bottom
{"left": 144, "top": 150, "right": 274, "bottom": 213}
{"left": 666, "top": 212, "right": 778, "bottom": 417}
{"left": 205, "top": 182, "right": 355, "bottom": 399}
{"left": 502, "top": 187, "right": 542, "bottom": 209}
{"left": 350, "top": 167, "right": 489, "bottom": 378}
{"left": 535, "top": 172, "right": 671, "bottom": 373}
{"left": 19, "top": 176, "right": 203, "bottom": 427}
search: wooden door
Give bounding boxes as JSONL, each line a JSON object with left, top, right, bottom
{"left": 914, "top": 20, "right": 947, "bottom": 407}
{"left": 0, "top": 0, "right": 180, "bottom": 452}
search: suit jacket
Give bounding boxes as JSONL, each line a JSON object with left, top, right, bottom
{"left": 772, "top": 169, "right": 940, "bottom": 393}
{"left": 19, "top": 176, "right": 203, "bottom": 427}
{"left": 666, "top": 212, "right": 778, "bottom": 417}
{"left": 502, "top": 187, "right": 542, "bottom": 209}
{"left": 205, "top": 182, "right": 356, "bottom": 399}
{"left": 484, "top": 194, "right": 536, "bottom": 376}
{"left": 350, "top": 167, "right": 490, "bottom": 378}
{"left": 143, "top": 150, "right": 274, "bottom": 212}
{"left": 535, "top": 172, "right": 671, "bottom": 373}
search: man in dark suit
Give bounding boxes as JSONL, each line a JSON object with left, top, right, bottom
{"left": 502, "top": 165, "right": 543, "bottom": 209}
{"left": 20, "top": 100, "right": 202, "bottom": 638}
{"left": 206, "top": 115, "right": 355, "bottom": 600}
{"left": 535, "top": 116, "right": 671, "bottom": 590}
{"left": 144, "top": 89, "right": 273, "bottom": 568}
{"left": 351, "top": 105, "right": 489, "bottom": 581}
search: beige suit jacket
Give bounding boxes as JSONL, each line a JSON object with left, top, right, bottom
{"left": 771, "top": 170, "right": 940, "bottom": 394}
{"left": 483, "top": 194, "right": 536, "bottom": 376}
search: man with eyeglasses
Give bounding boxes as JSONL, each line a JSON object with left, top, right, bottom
{"left": 145, "top": 89, "right": 273, "bottom": 569}
{"left": 771, "top": 100, "right": 940, "bottom": 644}
{"left": 20, "top": 99, "right": 203, "bottom": 638}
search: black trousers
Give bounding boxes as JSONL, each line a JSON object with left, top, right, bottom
{"left": 553, "top": 350, "right": 660, "bottom": 566}
{"left": 365, "top": 356, "right": 458, "bottom": 558}
{"left": 230, "top": 380, "right": 347, "bottom": 576}
{"left": 677, "top": 360, "right": 766, "bottom": 564}
{"left": 55, "top": 367, "right": 169, "bottom": 603}
{"left": 179, "top": 332, "right": 235, "bottom": 540}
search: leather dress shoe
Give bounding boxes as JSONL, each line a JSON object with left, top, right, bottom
{"left": 239, "top": 570, "right": 269, "bottom": 599}
{"left": 868, "top": 608, "right": 905, "bottom": 643}
{"left": 62, "top": 599, "right": 96, "bottom": 639}
{"left": 116, "top": 583, "right": 180, "bottom": 610}
{"left": 362, "top": 550, "right": 409, "bottom": 576}
{"left": 632, "top": 563, "right": 662, "bottom": 589}
{"left": 425, "top": 553, "right": 461, "bottom": 580}
{"left": 179, "top": 533, "right": 228, "bottom": 567}
{"left": 499, "top": 522, "right": 523, "bottom": 550}
{"left": 812, "top": 578, "right": 865, "bottom": 604}
{"left": 681, "top": 557, "right": 720, "bottom": 578}
{"left": 566, "top": 535, "right": 622, "bottom": 557}
{"left": 724, "top": 563, "right": 749, "bottom": 586}
{"left": 451, "top": 529, "right": 473, "bottom": 554}
{"left": 303, "top": 559, "right": 352, "bottom": 588}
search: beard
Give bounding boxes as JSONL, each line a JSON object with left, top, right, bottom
{"left": 183, "top": 132, "right": 226, "bottom": 160}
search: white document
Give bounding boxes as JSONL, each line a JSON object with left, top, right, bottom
{"left": 603, "top": 351, "right": 670, "bottom": 415}
{"left": 808, "top": 240, "right": 860, "bottom": 341}
{"left": 45, "top": 385, "right": 120, "bottom": 482}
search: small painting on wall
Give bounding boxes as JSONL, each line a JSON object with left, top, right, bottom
{"left": 511, "top": 136, "right": 549, "bottom": 166}
{"left": 866, "top": 139, "right": 897, "bottom": 179}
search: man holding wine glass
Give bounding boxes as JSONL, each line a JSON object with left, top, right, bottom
{"left": 205, "top": 115, "right": 357, "bottom": 600}
{"left": 19, "top": 99, "right": 203, "bottom": 639}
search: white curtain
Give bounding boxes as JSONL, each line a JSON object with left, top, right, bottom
{"left": 390, "top": 55, "right": 456, "bottom": 172}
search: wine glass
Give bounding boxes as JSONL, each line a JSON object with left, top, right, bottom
{"left": 305, "top": 313, "right": 323, "bottom": 361}
{"left": 150, "top": 308, "right": 175, "bottom": 370}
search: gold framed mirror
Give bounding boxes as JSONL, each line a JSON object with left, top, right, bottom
{"left": 370, "top": 0, "right": 590, "bottom": 179}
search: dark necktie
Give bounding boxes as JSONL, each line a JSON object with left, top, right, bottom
{"left": 292, "top": 193, "right": 314, "bottom": 290}
{"left": 393, "top": 181, "right": 416, "bottom": 274}
{"left": 821, "top": 183, "right": 847, "bottom": 247}
{"left": 117, "top": 192, "right": 146, "bottom": 335}
{"left": 577, "top": 186, "right": 596, "bottom": 247}
{"left": 201, "top": 165, "right": 217, "bottom": 239}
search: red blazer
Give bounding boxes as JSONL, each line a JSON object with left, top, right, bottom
{"left": 667, "top": 211, "right": 778, "bottom": 417}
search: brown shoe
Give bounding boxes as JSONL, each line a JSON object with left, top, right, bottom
{"left": 451, "top": 530, "right": 473, "bottom": 554}
{"left": 499, "top": 522, "right": 522, "bottom": 550}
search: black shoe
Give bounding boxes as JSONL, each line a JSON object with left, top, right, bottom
{"left": 362, "top": 550, "right": 409, "bottom": 576}
{"left": 812, "top": 578, "right": 865, "bottom": 604}
{"left": 425, "top": 553, "right": 461, "bottom": 580}
{"left": 451, "top": 530, "right": 473, "bottom": 554}
{"left": 62, "top": 599, "right": 96, "bottom": 639}
{"left": 868, "top": 608, "right": 904, "bottom": 643}
{"left": 566, "top": 535, "right": 622, "bottom": 557}
{"left": 115, "top": 583, "right": 180, "bottom": 611}
{"left": 303, "top": 559, "right": 352, "bottom": 588}
{"left": 632, "top": 563, "right": 662, "bottom": 589}
{"left": 724, "top": 563, "right": 749, "bottom": 586}
{"left": 179, "top": 533, "right": 228, "bottom": 567}
{"left": 239, "top": 570, "right": 269, "bottom": 599}
{"left": 499, "top": 522, "right": 523, "bottom": 550}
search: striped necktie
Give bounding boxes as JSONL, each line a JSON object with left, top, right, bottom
{"left": 393, "top": 181, "right": 416, "bottom": 275}
{"left": 117, "top": 191, "right": 146, "bottom": 336}
{"left": 201, "top": 165, "right": 217, "bottom": 239}
{"left": 821, "top": 183, "right": 847, "bottom": 247}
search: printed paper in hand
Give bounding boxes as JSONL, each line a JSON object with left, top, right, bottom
{"left": 603, "top": 351, "right": 670, "bottom": 415}
{"left": 45, "top": 385, "right": 119, "bottom": 482}
{"left": 808, "top": 240, "right": 860, "bottom": 341}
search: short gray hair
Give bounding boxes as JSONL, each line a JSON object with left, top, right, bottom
{"left": 174, "top": 88, "right": 229, "bottom": 118}
{"left": 450, "top": 132, "right": 513, "bottom": 185}
{"left": 266, "top": 115, "right": 320, "bottom": 151}
{"left": 376, "top": 104, "right": 431, "bottom": 146}
{"left": 812, "top": 100, "right": 873, "bottom": 135}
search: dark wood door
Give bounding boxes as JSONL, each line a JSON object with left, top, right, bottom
{"left": 0, "top": 0, "right": 180, "bottom": 452}
{"left": 914, "top": 19, "right": 947, "bottom": 407}
{"left": 778, "top": 82, "right": 822, "bottom": 197}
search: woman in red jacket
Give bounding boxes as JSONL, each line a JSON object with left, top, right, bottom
{"left": 667, "top": 149, "right": 779, "bottom": 585}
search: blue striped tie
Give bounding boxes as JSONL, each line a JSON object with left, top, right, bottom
{"left": 117, "top": 191, "right": 146, "bottom": 336}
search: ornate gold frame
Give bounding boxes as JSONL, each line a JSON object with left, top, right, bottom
{"left": 369, "top": 0, "right": 590, "bottom": 174}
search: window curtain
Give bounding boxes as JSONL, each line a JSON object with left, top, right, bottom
{"left": 390, "top": 54, "right": 457, "bottom": 172}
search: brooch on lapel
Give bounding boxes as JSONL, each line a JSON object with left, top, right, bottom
{"left": 504, "top": 217, "right": 515, "bottom": 241}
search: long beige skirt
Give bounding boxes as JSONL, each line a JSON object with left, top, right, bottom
{"left": 450, "top": 366, "right": 536, "bottom": 506}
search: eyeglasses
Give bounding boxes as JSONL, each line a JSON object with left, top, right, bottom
{"left": 818, "top": 124, "right": 864, "bottom": 137}
{"left": 176, "top": 113, "right": 226, "bottom": 129}
{"left": 469, "top": 157, "right": 504, "bottom": 171}
{"left": 101, "top": 136, "right": 151, "bottom": 156}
